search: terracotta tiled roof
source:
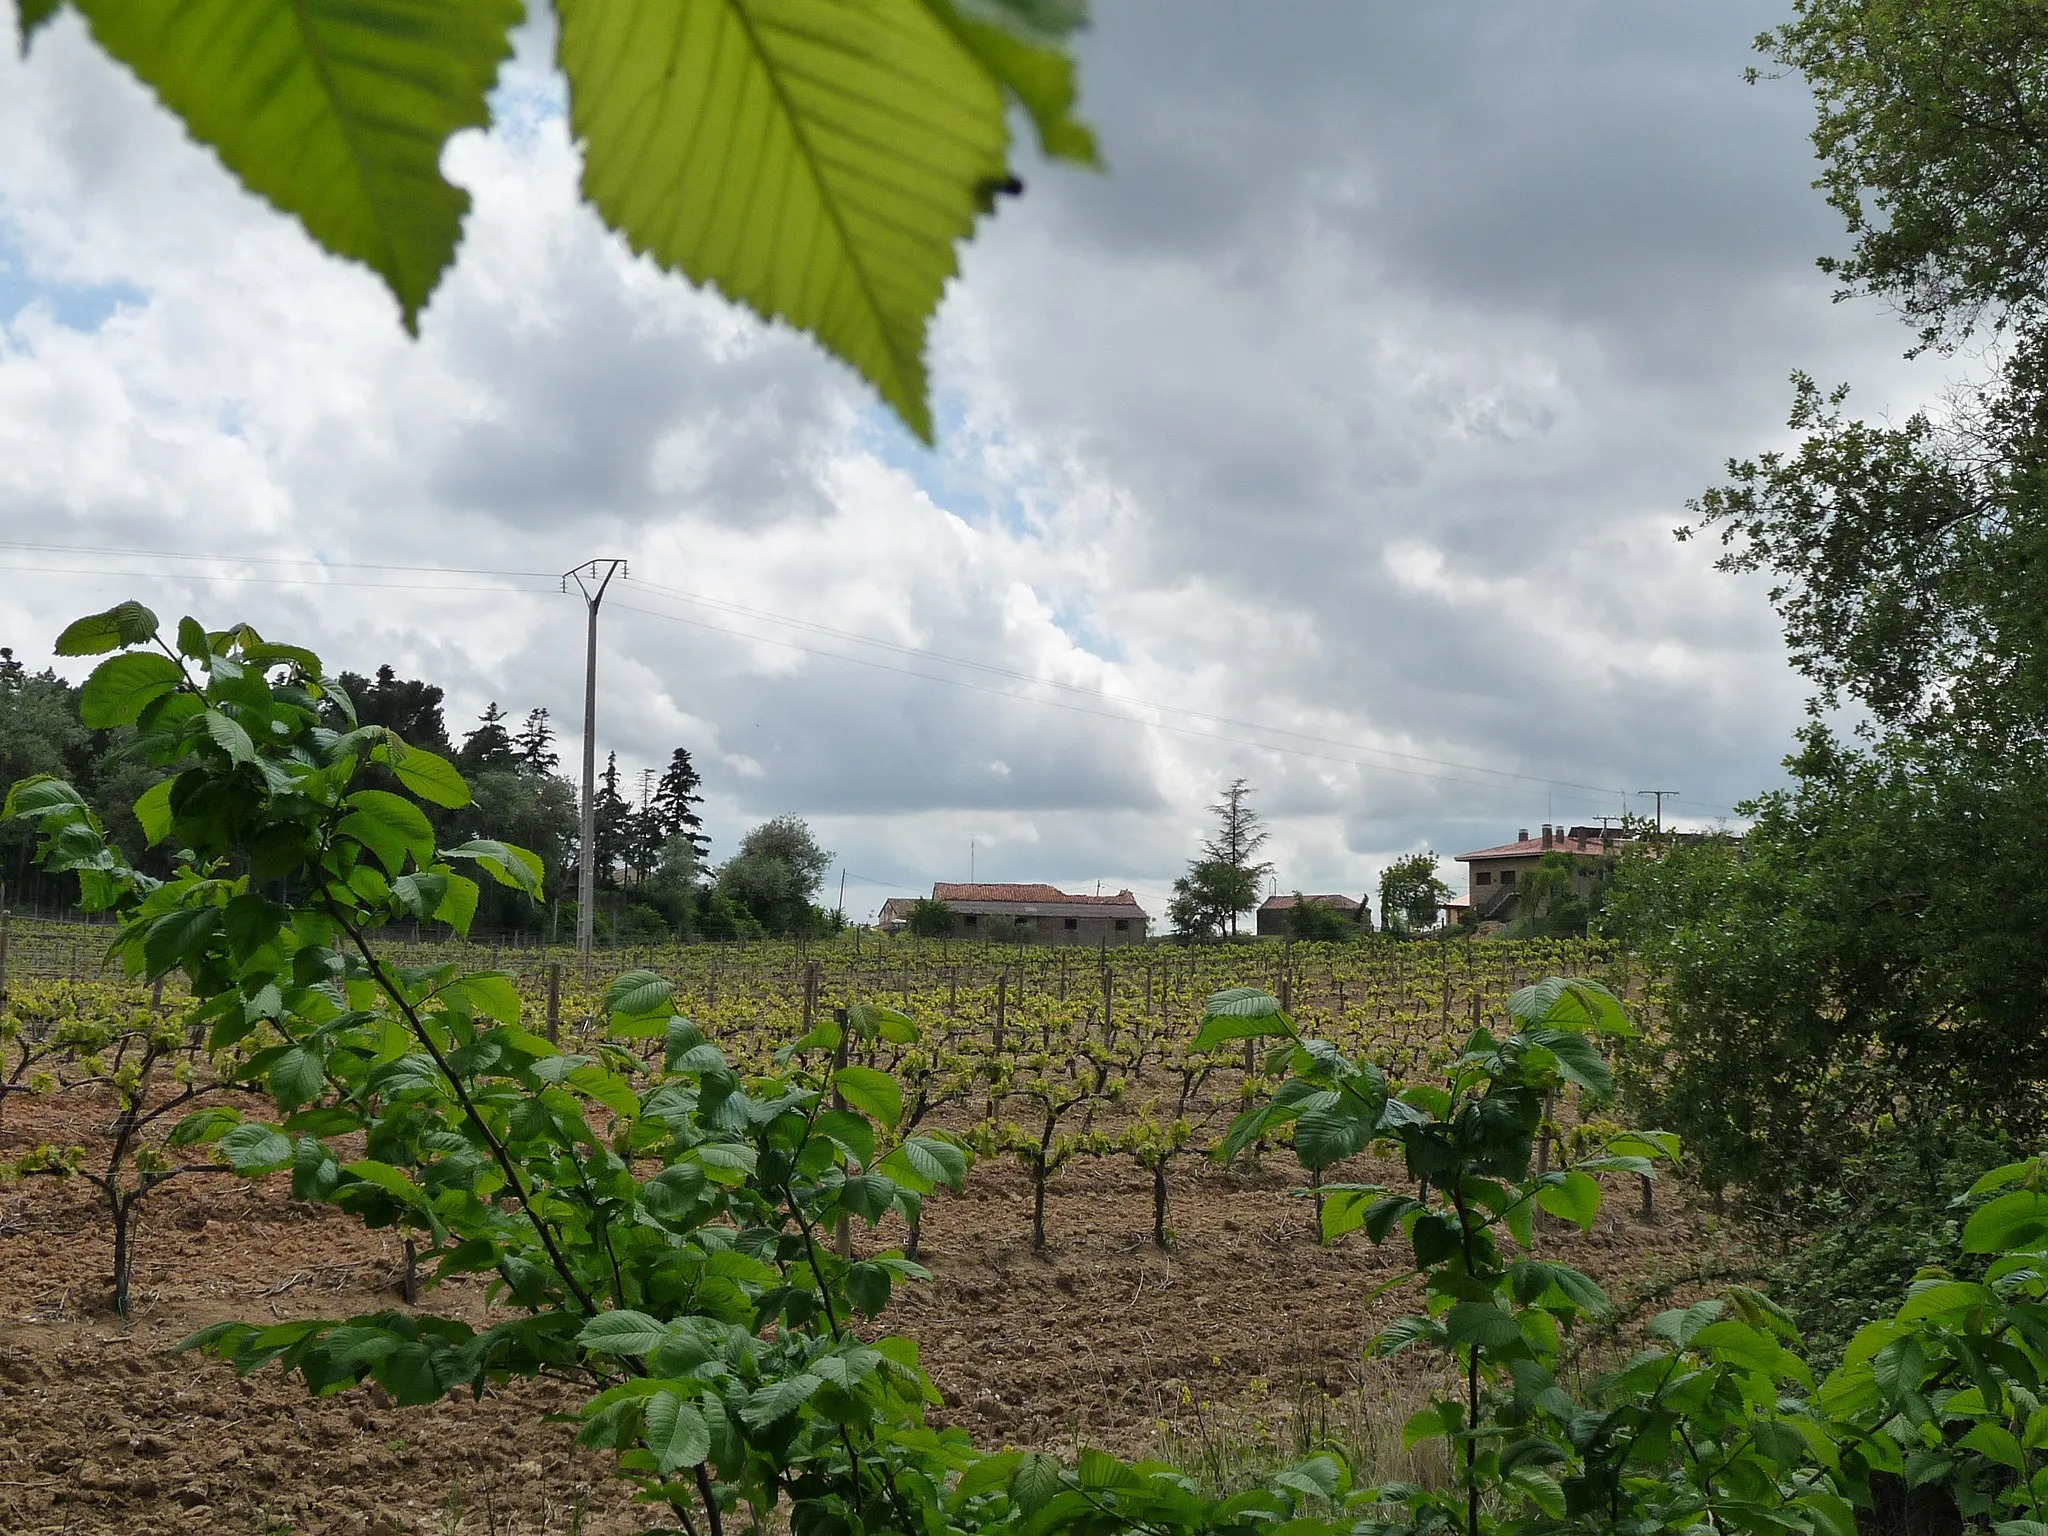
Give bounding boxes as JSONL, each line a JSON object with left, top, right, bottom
{"left": 1456, "top": 831, "right": 1618, "bottom": 862}
{"left": 1259, "top": 893, "right": 1362, "bottom": 912}
{"left": 932, "top": 882, "right": 1141, "bottom": 907}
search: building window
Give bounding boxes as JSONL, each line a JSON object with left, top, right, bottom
{"left": 1476, "top": 872, "right": 1492, "bottom": 886}
{"left": 1501, "top": 870, "right": 1517, "bottom": 887}
{"left": 1063, "top": 917, "right": 1079, "bottom": 930}
{"left": 963, "top": 913, "right": 978, "bottom": 927}
{"left": 1114, "top": 919, "right": 1129, "bottom": 931}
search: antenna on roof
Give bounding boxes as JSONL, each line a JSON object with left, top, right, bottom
{"left": 970, "top": 839, "right": 975, "bottom": 883}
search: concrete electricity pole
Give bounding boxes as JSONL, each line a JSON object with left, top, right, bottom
{"left": 566, "top": 559, "right": 627, "bottom": 954}
{"left": 1635, "top": 789, "right": 1680, "bottom": 834}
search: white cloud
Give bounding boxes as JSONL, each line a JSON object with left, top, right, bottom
{"left": 0, "top": 3, "right": 1958, "bottom": 922}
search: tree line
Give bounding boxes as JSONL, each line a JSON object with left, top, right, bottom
{"left": 0, "top": 648, "right": 838, "bottom": 941}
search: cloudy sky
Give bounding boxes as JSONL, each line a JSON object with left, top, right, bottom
{"left": 0, "top": 4, "right": 1938, "bottom": 923}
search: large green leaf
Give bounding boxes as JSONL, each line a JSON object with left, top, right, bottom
{"left": 556, "top": 0, "right": 1077, "bottom": 443}
{"left": 54, "top": 600, "right": 159, "bottom": 656}
{"left": 71, "top": 0, "right": 520, "bottom": 328}
{"left": 78, "top": 652, "right": 184, "bottom": 728}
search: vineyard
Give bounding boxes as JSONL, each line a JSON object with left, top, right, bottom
{"left": 0, "top": 919, "right": 1718, "bottom": 1536}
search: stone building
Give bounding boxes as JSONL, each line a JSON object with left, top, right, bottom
{"left": 1453, "top": 824, "right": 1618, "bottom": 923}
{"left": 1254, "top": 892, "right": 1369, "bottom": 937}
{"left": 877, "top": 883, "right": 1149, "bottom": 945}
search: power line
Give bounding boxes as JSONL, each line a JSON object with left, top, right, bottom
{"left": 0, "top": 544, "right": 1738, "bottom": 815}
{"left": 609, "top": 597, "right": 1629, "bottom": 809}
{"left": 622, "top": 574, "right": 1632, "bottom": 799}
{"left": 0, "top": 538, "right": 557, "bottom": 579}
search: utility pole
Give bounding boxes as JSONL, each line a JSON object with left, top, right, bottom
{"left": 566, "top": 559, "right": 627, "bottom": 954}
{"left": 1636, "top": 789, "right": 1680, "bottom": 834}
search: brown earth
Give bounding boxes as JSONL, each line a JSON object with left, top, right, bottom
{"left": 0, "top": 1095, "right": 1749, "bottom": 1536}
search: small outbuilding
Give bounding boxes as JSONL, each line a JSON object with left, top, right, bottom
{"left": 1255, "top": 892, "right": 1369, "bottom": 937}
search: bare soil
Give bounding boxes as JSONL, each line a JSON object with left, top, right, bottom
{"left": 0, "top": 1095, "right": 1746, "bottom": 1536}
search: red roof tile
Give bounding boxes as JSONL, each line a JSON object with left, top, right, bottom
{"left": 1259, "top": 893, "right": 1362, "bottom": 911}
{"left": 933, "top": 882, "right": 1142, "bottom": 907}
{"left": 1455, "top": 832, "right": 1617, "bottom": 862}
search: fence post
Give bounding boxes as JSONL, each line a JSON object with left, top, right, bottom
{"left": 546, "top": 962, "right": 562, "bottom": 1046}
{"left": 994, "top": 971, "right": 1007, "bottom": 1053}
{"left": 0, "top": 902, "right": 10, "bottom": 1010}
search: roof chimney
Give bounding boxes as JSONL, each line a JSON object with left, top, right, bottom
{"left": 1517, "top": 828, "right": 1529, "bottom": 843}
{"left": 1541, "top": 824, "right": 1554, "bottom": 850}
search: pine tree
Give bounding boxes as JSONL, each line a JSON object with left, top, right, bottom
{"left": 1196, "top": 778, "right": 1273, "bottom": 938}
{"left": 593, "top": 751, "right": 632, "bottom": 886}
{"left": 458, "top": 702, "right": 517, "bottom": 773}
{"left": 514, "top": 707, "right": 558, "bottom": 774}
{"left": 652, "top": 746, "right": 710, "bottom": 859}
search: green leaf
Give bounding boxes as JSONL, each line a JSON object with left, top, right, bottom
{"left": 741, "top": 1372, "right": 822, "bottom": 1427}
{"left": 203, "top": 708, "right": 257, "bottom": 765}
{"left": 1444, "top": 1302, "right": 1524, "bottom": 1351}
{"left": 927, "top": 0, "right": 1096, "bottom": 163}
{"left": 834, "top": 1064, "right": 904, "bottom": 1130}
{"left": 54, "top": 600, "right": 159, "bottom": 655}
{"left": 78, "top": 651, "right": 184, "bottom": 727}
{"left": 644, "top": 1390, "right": 710, "bottom": 1473}
{"left": 338, "top": 789, "right": 435, "bottom": 874}
{"left": 605, "top": 970, "right": 673, "bottom": 1018}
{"left": 1194, "top": 987, "right": 1295, "bottom": 1050}
{"left": 1896, "top": 1279, "right": 1996, "bottom": 1322}
{"left": 133, "top": 777, "right": 176, "bottom": 846}
{"left": 559, "top": 0, "right": 1039, "bottom": 443}
{"left": 268, "top": 1046, "right": 326, "bottom": 1112}
{"left": 1401, "top": 1405, "right": 1447, "bottom": 1448}
{"left": 442, "top": 838, "right": 543, "bottom": 895}
{"left": 1534, "top": 1170, "right": 1601, "bottom": 1232}
{"left": 1958, "top": 1423, "right": 2027, "bottom": 1472}
{"left": 1011, "top": 1451, "right": 1064, "bottom": 1515}
{"left": 389, "top": 744, "right": 470, "bottom": 808}
{"left": 73, "top": 0, "right": 520, "bottom": 329}
{"left": 1507, "top": 977, "right": 1633, "bottom": 1035}
{"left": 846, "top": 1001, "right": 918, "bottom": 1043}
{"left": 578, "top": 1310, "right": 668, "bottom": 1356}
{"left": 219, "top": 1122, "right": 293, "bottom": 1175}
{"left": 1965, "top": 1189, "right": 2048, "bottom": 1254}
{"left": 433, "top": 871, "right": 479, "bottom": 936}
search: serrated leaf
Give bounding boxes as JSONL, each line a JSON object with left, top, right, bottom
{"left": 605, "top": 970, "right": 672, "bottom": 1018}
{"left": 203, "top": 708, "right": 257, "bottom": 765}
{"left": 338, "top": 789, "right": 435, "bottom": 874}
{"left": 442, "top": 838, "right": 544, "bottom": 895}
{"left": 79, "top": 651, "right": 184, "bottom": 727}
{"left": 834, "top": 1064, "right": 904, "bottom": 1129}
{"left": 133, "top": 777, "right": 176, "bottom": 845}
{"left": 1534, "top": 1170, "right": 1601, "bottom": 1232}
{"left": 73, "top": 0, "right": 520, "bottom": 329}
{"left": 267, "top": 1045, "right": 326, "bottom": 1112}
{"left": 1011, "top": 1451, "right": 1064, "bottom": 1514}
{"left": 1507, "top": 977, "right": 1632, "bottom": 1035}
{"left": 390, "top": 744, "right": 471, "bottom": 808}
{"left": 54, "top": 600, "right": 159, "bottom": 655}
{"left": 577, "top": 1310, "right": 668, "bottom": 1356}
{"left": 645, "top": 1390, "right": 711, "bottom": 1473}
{"left": 220, "top": 1122, "right": 293, "bottom": 1174}
{"left": 741, "top": 1371, "right": 822, "bottom": 1426}
{"left": 558, "top": 0, "right": 1044, "bottom": 442}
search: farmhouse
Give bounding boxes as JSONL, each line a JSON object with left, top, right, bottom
{"left": 1255, "top": 892, "right": 1369, "bottom": 937}
{"left": 1454, "top": 824, "right": 1618, "bottom": 922}
{"left": 878, "top": 883, "right": 1150, "bottom": 945}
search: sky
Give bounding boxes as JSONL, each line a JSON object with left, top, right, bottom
{"left": 0, "top": 4, "right": 1941, "bottom": 924}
